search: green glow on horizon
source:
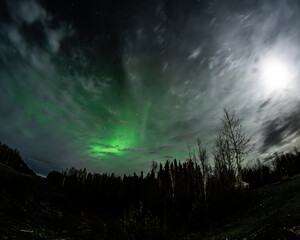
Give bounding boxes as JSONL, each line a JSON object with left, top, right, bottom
{"left": 2, "top": 58, "right": 187, "bottom": 172}
{"left": 86, "top": 99, "right": 142, "bottom": 159}
{"left": 87, "top": 124, "right": 140, "bottom": 158}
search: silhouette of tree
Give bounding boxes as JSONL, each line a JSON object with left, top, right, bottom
{"left": 0, "top": 142, "right": 35, "bottom": 176}
{"left": 197, "top": 139, "right": 209, "bottom": 202}
{"left": 214, "top": 109, "right": 253, "bottom": 186}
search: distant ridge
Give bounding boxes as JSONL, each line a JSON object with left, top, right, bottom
{"left": 0, "top": 141, "right": 36, "bottom": 176}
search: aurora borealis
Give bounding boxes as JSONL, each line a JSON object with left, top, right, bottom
{"left": 1, "top": 0, "right": 300, "bottom": 175}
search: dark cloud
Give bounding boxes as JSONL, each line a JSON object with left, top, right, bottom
{"left": 122, "top": 148, "right": 141, "bottom": 152}
{"left": 163, "top": 155, "right": 176, "bottom": 159}
{"left": 91, "top": 143, "right": 115, "bottom": 149}
{"left": 159, "top": 145, "right": 173, "bottom": 150}
{"left": 260, "top": 119, "right": 288, "bottom": 152}
{"left": 257, "top": 98, "right": 271, "bottom": 113}
{"left": 260, "top": 106, "right": 300, "bottom": 153}
{"left": 148, "top": 151, "right": 158, "bottom": 154}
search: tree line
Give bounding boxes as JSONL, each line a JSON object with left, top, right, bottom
{"left": 243, "top": 150, "right": 300, "bottom": 188}
{"left": 44, "top": 109, "right": 296, "bottom": 238}
{"left": 1, "top": 109, "right": 300, "bottom": 239}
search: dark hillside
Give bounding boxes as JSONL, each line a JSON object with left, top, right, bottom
{"left": 0, "top": 165, "right": 112, "bottom": 240}
{"left": 0, "top": 142, "right": 36, "bottom": 176}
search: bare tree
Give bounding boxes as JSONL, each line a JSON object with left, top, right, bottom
{"left": 186, "top": 139, "right": 193, "bottom": 161}
{"left": 214, "top": 109, "right": 253, "bottom": 186}
{"left": 186, "top": 139, "right": 197, "bottom": 165}
{"left": 213, "top": 132, "right": 234, "bottom": 176}
{"left": 197, "top": 139, "right": 209, "bottom": 202}
{"left": 256, "top": 158, "right": 264, "bottom": 183}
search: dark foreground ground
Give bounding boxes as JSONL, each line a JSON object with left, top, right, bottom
{"left": 187, "top": 173, "right": 300, "bottom": 240}
{"left": 0, "top": 164, "right": 299, "bottom": 240}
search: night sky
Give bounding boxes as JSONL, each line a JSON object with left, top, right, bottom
{"left": 1, "top": 0, "right": 300, "bottom": 176}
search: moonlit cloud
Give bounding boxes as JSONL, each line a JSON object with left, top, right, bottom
{"left": 10, "top": 0, "right": 46, "bottom": 24}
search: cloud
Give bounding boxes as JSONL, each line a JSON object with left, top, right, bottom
{"left": 8, "top": 0, "right": 47, "bottom": 24}
{"left": 122, "top": 148, "right": 141, "bottom": 152}
{"left": 148, "top": 151, "right": 158, "bottom": 154}
{"left": 46, "top": 27, "right": 68, "bottom": 53}
{"left": 257, "top": 98, "right": 271, "bottom": 113}
{"left": 260, "top": 106, "right": 300, "bottom": 154}
{"left": 122, "top": 0, "right": 300, "bottom": 167}
{"left": 187, "top": 46, "right": 202, "bottom": 60}
{"left": 0, "top": 0, "right": 78, "bottom": 174}
{"left": 3, "top": 0, "right": 73, "bottom": 68}
{"left": 163, "top": 155, "right": 176, "bottom": 159}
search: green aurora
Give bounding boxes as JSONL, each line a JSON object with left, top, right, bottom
{"left": 0, "top": 55, "right": 185, "bottom": 173}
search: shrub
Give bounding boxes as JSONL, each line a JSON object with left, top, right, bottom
{"left": 121, "top": 201, "right": 165, "bottom": 240}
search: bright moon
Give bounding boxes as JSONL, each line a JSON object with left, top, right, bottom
{"left": 260, "top": 56, "right": 293, "bottom": 92}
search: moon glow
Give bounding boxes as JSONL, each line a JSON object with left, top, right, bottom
{"left": 260, "top": 55, "right": 293, "bottom": 93}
